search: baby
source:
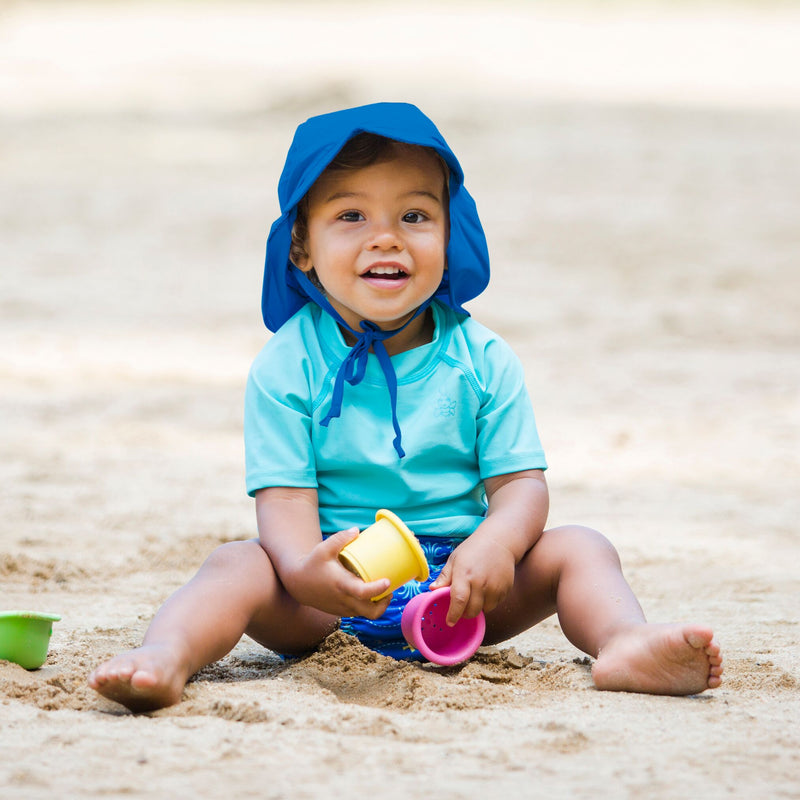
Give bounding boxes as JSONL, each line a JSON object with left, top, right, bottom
{"left": 89, "top": 103, "right": 722, "bottom": 711}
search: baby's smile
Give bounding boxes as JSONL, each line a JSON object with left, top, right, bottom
{"left": 362, "top": 261, "right": 409, "bottom": 284}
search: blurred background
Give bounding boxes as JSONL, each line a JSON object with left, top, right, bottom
{"left": 1, "top": 4, "right": 799, "bottom": 796}
{"left": 1, "top": 0, "right": 798, "bottom": 636}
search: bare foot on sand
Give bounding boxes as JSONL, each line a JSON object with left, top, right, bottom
{"left": 591, "top": 623, "right": 723, "bottom": 696}
{"left": 88, "top": 644, "right": 190, "bottom": 712}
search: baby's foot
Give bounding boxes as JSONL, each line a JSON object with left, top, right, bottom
{"left": 88, "top": 643, "right": 189, "bottom": 712}
{"left": 591, "top": 623, "right": 723, "bottom": 696}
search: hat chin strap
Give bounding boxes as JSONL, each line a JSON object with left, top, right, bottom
{"left": 290, "top": 266, "right": 432, "bottom": 459}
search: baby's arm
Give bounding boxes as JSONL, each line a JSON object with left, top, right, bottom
{"left": 255, "top": 487, "right": 391, "bottom": 619}
{"left": 430, "top": 469, "right": 549, "bottom": 625}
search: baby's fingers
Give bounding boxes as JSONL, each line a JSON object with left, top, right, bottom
{"left": 350, "top": 576, "right": 391, "bottom": 603}
{"left": 445, "top": 582, "right": 472, "bottom": 626}
{"left": 447, "top": 579, "right": 489, "bottom": 625}
{"left": 429, "top": 564, "right": 452, "bottom": 591}
{"left": 322, "top": 527, "right": 360, "bottom": 559}
{"left": 346, "top": 581, "right": 392, "bottom": 619}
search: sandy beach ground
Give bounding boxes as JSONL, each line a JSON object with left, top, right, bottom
{"left": 1, "top": 2, "right": 798, "bottom": 797}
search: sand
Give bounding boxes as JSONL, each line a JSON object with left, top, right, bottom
{"left": 1, "top": 2, "right": 799, "bottom": 798}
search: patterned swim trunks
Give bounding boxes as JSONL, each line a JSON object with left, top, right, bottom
{"left": 338, "top": 535, "right": 460, "bottom": 660}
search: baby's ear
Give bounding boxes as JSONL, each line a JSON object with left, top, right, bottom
{"left": 289, "top": 224, "right": 312, "bottom": 271}
{"left": 293, "top": 255, "right": 313, "bottom": 273}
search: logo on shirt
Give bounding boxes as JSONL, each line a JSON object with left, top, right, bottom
{"left": 434, "top": 393, "right": 457, "bottom": 418}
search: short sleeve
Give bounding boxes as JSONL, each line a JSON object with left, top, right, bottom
{"left": 474, "top": 337, "right": 547, "bottom": 479}
{"left": 244, "top": 346, "right": 319, "bottom": 496}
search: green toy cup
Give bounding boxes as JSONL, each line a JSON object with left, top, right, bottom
{"left": 0, "top": 611, "right": 61, "bottom": 670}
{"left": 338, "top": 509, "right": 429, "bottom": 600}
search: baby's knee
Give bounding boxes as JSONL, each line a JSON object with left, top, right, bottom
{"left": 540, "top": 524, "right": 621, "bottom": 563}
{"left": 202, "top": 539, "right": 269, "bottom": 575}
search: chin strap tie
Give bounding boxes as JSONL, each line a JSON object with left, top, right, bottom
{"left": 291, "top": 266, "right": 430, "bottom": 459}
{"left": 320, "top": 318, "right": 405, "bottom": 457}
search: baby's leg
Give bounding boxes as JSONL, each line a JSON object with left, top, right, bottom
{"left": 88, "top": 540, "right": 336, "bottom": 712}
{"left": 485, "top": 525, "right": 722, "bottom": 695}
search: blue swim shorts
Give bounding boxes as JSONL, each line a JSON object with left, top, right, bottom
{"left": 339, "top": 535, "right": 459, "bottom": 660}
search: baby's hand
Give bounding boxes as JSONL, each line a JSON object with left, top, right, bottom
{"left": 287, "top": 528, "right": 392, "bottom": 619}
{"left": 429, "top": 534, "right": 516, "bottom": 626}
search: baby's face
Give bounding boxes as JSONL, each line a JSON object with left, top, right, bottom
{"left": 296, "top": 149, "right": 447, "bottom": 341}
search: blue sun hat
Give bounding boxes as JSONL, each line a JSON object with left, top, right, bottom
{"left": 261, "top": 102, "right": 491, "bottom": 457}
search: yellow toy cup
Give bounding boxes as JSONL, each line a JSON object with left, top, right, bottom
{"left": 338, "top": 509, "right": 429, "bottom": 600}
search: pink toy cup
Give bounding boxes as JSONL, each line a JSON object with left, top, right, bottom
{"left": 401, "top": 587, "right": 486, "bottom": 666}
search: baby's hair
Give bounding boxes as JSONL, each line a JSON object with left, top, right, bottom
{"left": 289, "top": 132, "right": 449, "bottom": 268}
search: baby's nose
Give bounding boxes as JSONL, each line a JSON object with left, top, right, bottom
{"left": 368, "top": 225, "right": 403, "bottom": 250}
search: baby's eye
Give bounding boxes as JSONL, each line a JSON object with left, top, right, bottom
{"left": 402, "top": 211, "right": 428, "bottom": 224}
{"left": 339, "top": 210, "right": 364, "bottom": 222}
